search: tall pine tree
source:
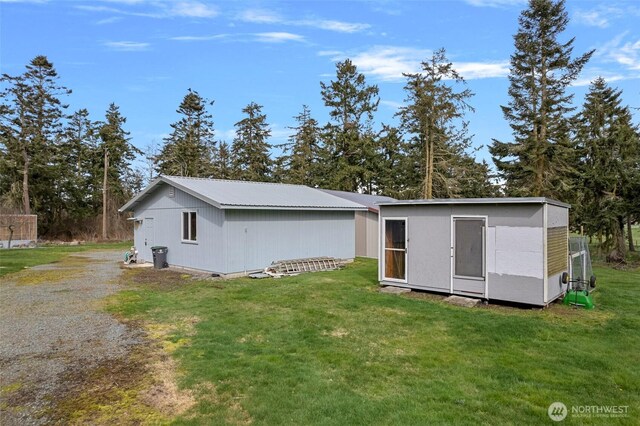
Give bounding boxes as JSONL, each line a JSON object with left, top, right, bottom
{"left": 0, "top": 56, "right": 70, "bottom": 229}
{"left": 99, "top": 103, "right": 139, "bottom": 238}
{"left": 320, "top": 59, "right": 379, "bottom": 192}
{"left": 397, "top": 48, "right": 478, "bottom": 199}
{"left": 574, "top": 77, "right": 640, "bottom": 262}
{"left": 490, "top": 0, "right": 593, "bottom": 198}
{"left": 232, "top": 102, "right": 272, "bottom": 182}
{"left": 156, "top": 89, "right": 216, "bottom": 177}
{"left": 277, "top": 105, "right": 323, "bottom": 186}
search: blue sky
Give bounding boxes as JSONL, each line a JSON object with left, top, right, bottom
{"left": 1, "top": 0, "right": 639, "bottom": 170}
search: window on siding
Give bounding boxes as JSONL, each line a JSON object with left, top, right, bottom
{"left": 182, "top": 211, "right": 197, "bottom": 242}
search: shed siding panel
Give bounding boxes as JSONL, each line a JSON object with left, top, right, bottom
{"left": 547, "top": 204, "right": 569, "bottom": 228}
{"left": 365, "top": 211, "right": 379, "bottom": 258}
{"left": 450, "top": 204, "right": 543, "bottom": 228}
{"left": 132, "top": 186, "right": 224, "bottom": 272}
{"left": 488, "top": 273, "right": 543, "bottom": 305}
{"left": 380, "top": 205, "right": 452, "bottom": 290}
{"left": 136, "top": 182, "right": 212, "bottom": 210}
{"left": 380, "top": 202, "right": 561, "bottom": 306}
{"left": 355, "top": 211, "right": 367, "bottom": 257}
{"left": 494, "top": 226, "right": 544, "bottom": 279}
{"left": 224, "top": 210, "right": 354, "bottom": 273}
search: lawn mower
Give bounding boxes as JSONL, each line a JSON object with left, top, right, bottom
{"left": 561, "top": 237, "right": 597, "bottom": 309}
{"left": 562, "top": 272, "right": 596, "bottom": 309}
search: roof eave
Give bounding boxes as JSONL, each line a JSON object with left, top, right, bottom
{"left": 377, "top": 197, "right": 571, "bottom": 209}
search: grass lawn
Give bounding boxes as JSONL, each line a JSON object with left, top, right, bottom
{"left": 109, "top": 259, "right": 640, "bottom": 425}
{"left": 0, "top": 241, "right": 130, "bottom": 277}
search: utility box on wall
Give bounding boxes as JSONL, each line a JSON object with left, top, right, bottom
{"left": 378, "top": 198, "right": 570, "bottom": 306}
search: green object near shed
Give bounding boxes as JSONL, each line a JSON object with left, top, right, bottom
{"left": 562, "top": 289, "right": 595, "bottom": 309}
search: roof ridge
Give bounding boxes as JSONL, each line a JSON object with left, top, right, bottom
{"left": 162, "top": 175, "right": 310, "bottom": 188}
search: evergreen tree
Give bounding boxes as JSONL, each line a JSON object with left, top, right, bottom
{"left": 397, "top": 48, "right": 478, "bottom": 199}
{"left": 59, "top": 109, "right": 101, "bottom": 224}
{"left": 214, "top": 141, "right": 233, "bottom": 179}
{"left": 0, "top": 56, "right": 71, "bottom": 227}
{"left": 374, "top": 124, "right": 411, "bottom": 198}
{"left": 320, "top": 59, "right": 380, "bottom": 192}
{"left": 98, "top": 103, "right": 139, "bottom": 238}
{"left": 490, "top": 0, "right": 593, "bottom": 198}
{"left": 277, "top": 105, "right": 323, "bottom": 186}
{"left": 232, "top": 102, "right": 272, "bottom": 182}
{"left": 156, "top": 89, "right": 216, "bottom": 177}
{"left": 574, "top": 77, "right": 640, "bottom": 262}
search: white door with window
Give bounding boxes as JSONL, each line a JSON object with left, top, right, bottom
{"left": 383, "top": 218, "right": 407, "bottom": 282}
{"left": 451, "top": 216, "right": 487, "bottom": 296}
{"left": 144, "top": 217, "right": 155, "bottom": 260}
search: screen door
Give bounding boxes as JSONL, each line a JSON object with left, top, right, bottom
{"left": 383, "top": 218, "right": 407, "bottom": 281}
{"left": 452, "top": 217, "right": 486, "bottom": 295}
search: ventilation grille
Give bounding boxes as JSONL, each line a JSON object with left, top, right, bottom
{"left": 547, "top": 226, "right": 568, "bottom": 276}
{"left": 168, "top": 186, "right": 175, "bottom": 198}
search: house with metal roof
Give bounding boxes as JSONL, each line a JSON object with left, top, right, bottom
{"left": 320, "top": 189, "right": 395, "bottom": 259}
{"left": 119, "top": 176, "right": 366, "bottom": 275}
{"left": 378, "top": 198, "right": 571, "bottom": 306}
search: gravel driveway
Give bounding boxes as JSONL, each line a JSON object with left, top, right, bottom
{"left": 0, "top": 250, "right": 143, "bottom": 425}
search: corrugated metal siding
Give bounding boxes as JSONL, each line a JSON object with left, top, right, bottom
{"left": 132, "top": 185, "right": 225, "bottom": 271}
{"left": 224, "top": 210, "right": 355, "bottom": 273}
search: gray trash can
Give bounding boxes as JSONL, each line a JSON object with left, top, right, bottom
{"left": 151, "top": 246, "right": 168, "bottom": 269}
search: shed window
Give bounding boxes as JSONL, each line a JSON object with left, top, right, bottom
{"left": 182, "top": 211, "right": 197, "bottom": 242}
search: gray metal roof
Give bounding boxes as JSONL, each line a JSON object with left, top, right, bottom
{"left": 319, "top": 189, "right": 396, "bottom": 212}
{"left": 119, "top": 176, "right": 368, "bottom": 212}
{"left": 378, "top": 197, "right": 571, "bottom": 209}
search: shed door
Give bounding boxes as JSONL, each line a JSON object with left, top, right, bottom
{"left": 383, "top": 218, "right": 407, "bottom": 282}
{"left": 145, "top": 218, "right": 155, "bottom": 259}
{"left": 452, "top": 217, "right": 486, "bottom": 296}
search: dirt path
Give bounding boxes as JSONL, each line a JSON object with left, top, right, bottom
{"left": 0, "top": 250, "right": 143, "bottom": 425}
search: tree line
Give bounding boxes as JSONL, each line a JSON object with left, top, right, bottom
{"left": 1, "top": 0, "right": 638, "bottom": 262}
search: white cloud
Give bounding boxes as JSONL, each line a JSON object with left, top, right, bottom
{"left": 574, "top": 6, "right": 625, "bottom": 28}
{"left": 323, "top": 46, "right": 509, "bottom": 82}
{"left": 170, "top": 34, "right": 228, "bottom": 41}
{"left": 170, "top": 2, "right": 218, "bottom": 18}
{"left": 349, "top": 46, "right": 428, "bottom": 82}
{"left": 453, "top": 61, "right": 510, "bottom": 79}
{"left": 573, "top": 70, "right": 626, "bottom": 87}
{"left": 237, "top": 7, "right": 370, "bottom": 33}
{"left": 255, "top": 32, "right": 305, "bottom": 43}
{"left": 96, "top": 16, "right": 122, "bottom": 25}
{"left": 104, "top": 40, "right": 150, "bottom": 51}
{"left": 76, "top": 1, "right": 218, "bottom": 19}
{"left": 463, "top": 0, "right": 525, "bottom": 7}
{"left": 598, "top": 33, "right": 640, "bottom": 71}
{"left": 169, "top": 32, "right": 303, "bottom": 44}
{"left": 238, "top": 8, "right": 282, "bottom": 24}
{"left": 298, "top": 19, "right": 370, "bottom": 33}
